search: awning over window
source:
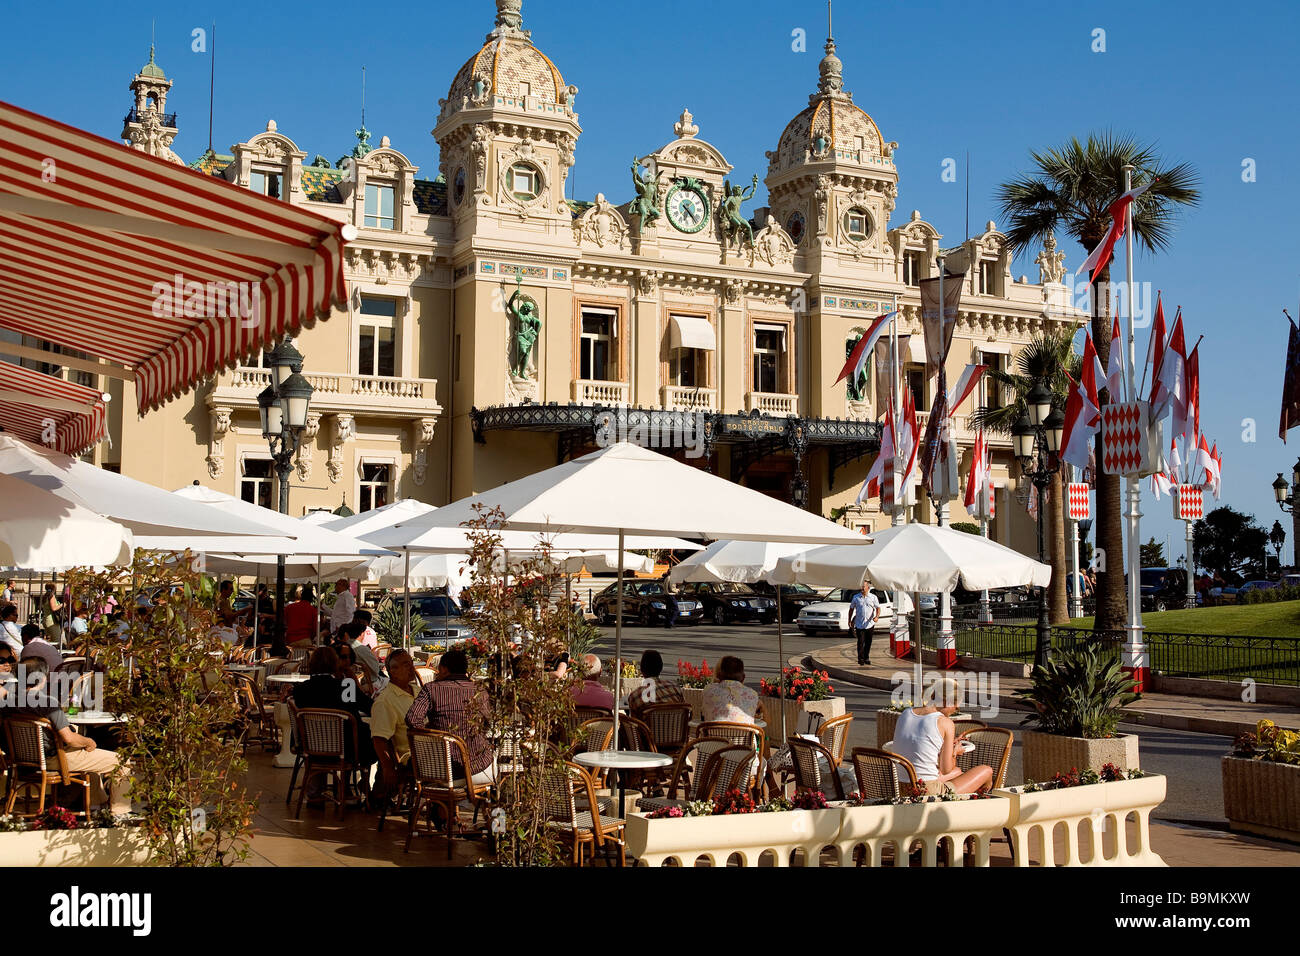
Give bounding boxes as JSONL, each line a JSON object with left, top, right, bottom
{"left": 908, "top": 337, "right": 927, "bottom": 364}
{"left": 977, "top": 341, "right": 1013, "bottom": 355}
{"left": 0, "top": 100, "right": 355, "bottom": 413}
{"left": 0, "top": 360, "right": 108, "bottom": 456}
{"left": 669, "top": 314, "right": 716, "bottom": 351}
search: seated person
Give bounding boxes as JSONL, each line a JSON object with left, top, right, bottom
{"left": 1, "top": 604, "right": 24, "bottom": 656}
{"left": 69, "top": 603, "right": 90, "bottom": 638}
{"left": 19, "top": 623, "right": 62, "bottom": 672}
{"left": 14, "top": 656, "right": 133, "bottom": 814}
{"left": 371, "top": 649, "right": 419, "bottom": 801}
{"left": 292, "top": 646, "right": 374, "bottom": 768}
{"left": 216, "top": 581, "right": 247, "bottom": 628}
{"left": 340, "top": 621, "right": 387, "bottom": 695}
{"left": 405, "top": 647, "right": 495, "bottom": 787}
{"left": 570, "top": 653, "right": 614, "bottom": 710}
{"left": 352, "top": 609, "right": 379, "bottom": 651}
{"left": 890, "top": 677, "right": 993, "bottom": 795}
{"left": 626, "top": 649, "right": 684, "bottom": 717}
{"left": 701, "top": 655, "right": 763, "bottom": 724}
{"left": 284, "top": 585, "right": 320, "bottom": 649}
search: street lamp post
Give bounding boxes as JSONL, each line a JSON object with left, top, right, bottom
{"left": 1272, "top": 457, "right": 1300, "bottom": 570}
{"left": 1013, "top": 379, "right": 1065, "bottom": 669}
{"left": 258, "top": 337, "right": 314, "bottom": 646}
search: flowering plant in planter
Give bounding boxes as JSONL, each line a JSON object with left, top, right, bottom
{"left": 33, "top": 806, "right": 78, "bottom": 831}
{"left": 791, "top": 789, "right": 830, "bottom": 811}
{"left": 885, "top": 699, "right": 915, "bottom": 712}
{"left": 712, "top": 789, "right": 757, "bottom": 815}
{"left": 1021, "top": 763, "right": 1149, "bottom": 792}
{"left": 454, "top": 635, "right": 491, "bottom": 660}
{"left": 1231, "top": 719, "right": 1300, "bottom": 765}
{"left": 759, "top": 667, "right": 834, "bottom": 701}
{"left": 676, "top": 659, "right": 713, "bottom": 689}
{"left": 759, "top": 795, "right": 795, "bottom": 812}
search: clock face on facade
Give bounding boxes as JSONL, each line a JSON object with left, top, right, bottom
{"left": 665, "top": 182, "right": 710, "bottom": 233}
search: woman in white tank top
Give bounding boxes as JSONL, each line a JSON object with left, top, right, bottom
{"left": 890, "top": 678, "right": 993, "bottom": 794}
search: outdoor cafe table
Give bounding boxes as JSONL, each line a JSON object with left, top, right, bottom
{"left": 574, "top": 750, "right": 673, "bottom": 818}
{"left": 66, "top": 711, "right": 127, "bottom": 727}
{"left": 267, "top": 674, "right": 310, "bottom": 767}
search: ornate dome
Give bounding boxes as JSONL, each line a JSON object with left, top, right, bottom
{"left": 446, "top": 1, "right": 569, "bottom": 111}
{"left": 773, "top": 36, "right": 887, "bottom": 171}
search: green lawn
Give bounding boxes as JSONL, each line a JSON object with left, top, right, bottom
{"left": 1071, "top": 601, "right": 1300, "bottom": 638}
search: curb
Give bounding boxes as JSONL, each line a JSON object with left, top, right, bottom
{"left": 806, "top": 647, "right": 1268, "bottom": 740}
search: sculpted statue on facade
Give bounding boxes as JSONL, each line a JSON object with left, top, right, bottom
{"left": 1035, "top": 233, "right": 1067, "bottom": 284}
{"left": 507, "top": 275, "right": 542, "bottom": 377}
{"left": 629, "top": 156, "right": 662, "bottom": 228}
{"left": 720, "top": 174, "right": 759, "bottom": 249}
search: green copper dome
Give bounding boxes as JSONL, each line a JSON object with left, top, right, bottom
{"left": 139, "top": 45, "right": 166, "bottom": 79}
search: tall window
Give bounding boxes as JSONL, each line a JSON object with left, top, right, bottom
{"left": 358, "top": 296, "right": 397, "bottom": 377}
{"left": 978, "top": 260, "right": 1000, "bottom": 296}
{"left": 753, "top": 325, "right": 786, "bottom": 394}
{"left": 671, "top": 350, "right": 706, "bottom": 388}
{"left": 359, "top": 462, "right": 391, "bottom": 512}
{"left": 240, "top": 458, "right": 274, "bottom": 509}
{"left": 906, "top": 366, "right": 928, "bottom": 413}
{"left": 249, "top": 170, "right": 282, "bottom": 199}
{"left": 580, "top": 309, "right": 615, "bottom": 380}
{"left": 903, "top": 251, "right": 922, "bottom": 286}
{"left": 980, "top": 351, "right": 1006, "bottom": 411}
{"left": 364, "top": 182, "right": 395, "bottom": 230}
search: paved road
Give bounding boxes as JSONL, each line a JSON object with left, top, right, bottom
{"left": 594, "top": 619, "right": 1233, "bottom": 825}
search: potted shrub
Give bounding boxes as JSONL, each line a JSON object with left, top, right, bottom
{"left": 1015, "top": 644, "right": 1140, "bottom": 781}
{"left": 1222, "top": 719, "right": 1300, "bottom": 842}
{"left": 675, "top": 659, "right": 713, "bottom": 719}
{"left": 758, "top": 667, "right": 845, "bottom": 745}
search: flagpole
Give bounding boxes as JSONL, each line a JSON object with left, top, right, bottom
{"left": 934, "top": 257, "right": 954, "bottom": 675}
{"left": 890, "top": 292, "right": 908, "bottom": 662}
{"left": 1069, "top": 462, "right": 1083, "bottom": 618}
{"left": 1121, "top": 163, "right": 1146, "bottom": 691}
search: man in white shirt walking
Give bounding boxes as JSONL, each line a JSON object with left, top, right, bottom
{"left": 849, "top": 582, "right": 880, "bottom": 666}
{"left": 328, "top": 579, "right": 357, "bottom": 638}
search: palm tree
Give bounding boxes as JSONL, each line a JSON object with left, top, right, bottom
{"left": 996, "top": 134, "right": 1199, "bottom": 633}
{"left": 973, "top": 328, "right": 1080, "bottom": 625}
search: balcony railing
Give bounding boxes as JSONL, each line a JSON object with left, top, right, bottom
{"left": 572, "top": 379, "right": 630, "bottom": 405}
{"left": 745, "top": 391, "right": 799, "bottom": 417}
{"left": 225, "top": 366, "right": 436, "bottom": 401}
{"left": 124, "top": 108, "right": 177, "bottom": 128}
{"left": 661, "top": 385, "right": 717, "bottom": 412}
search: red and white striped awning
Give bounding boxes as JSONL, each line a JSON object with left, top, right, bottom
{"left": 0, "top": 100, "right": 355, "bottom": 413}
{"left": 0, "top": 360, "right": 108, "bottom": 456}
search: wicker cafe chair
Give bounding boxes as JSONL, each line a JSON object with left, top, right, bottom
{"left": 542, "top": 762, "right": 626, "bottom": 867}
{"left": 952, "top": 718, "right": 987, "bottom": 738}
{"left": 283, "top": 701, "right": 307, "bottom": 807}
{"left": 2, "top": 717, "right": 93, "bottom": 819}
{"left": 787, "top": 735, "right": 845, "bottom": 801}
{"left": 850, "top": 747, "right": 920, "bottom": 802}
{"left": 404, "top": 728, "right": 492, "bottom": 857}
{"left": 816, "top": 713, "right": 855, "bottom": 764}
{"left": 697, "top": 720, "right": 764, "bottom": 750}
{"left": 636, "top": 740, "right": 757, "bottom": 813}
{"left": 615, "top": 714, "right": 669, "bottom": 794}
{"left": 957, "top": 727, "right": 1013, "bottom": 788}
{"left": 293, "top": 708, "right": 365, "bottom": 818}
{"left": 414, "top": 666, "right": 437, "bottom": 687}
{"left": 229, "top": 672, "right": 280, "bottom": 753}
{"left": 575, "top": 706, "right": 614, "bottom": 723}
{"left": 640, "top": 703, "right": 691, "bottom": 758}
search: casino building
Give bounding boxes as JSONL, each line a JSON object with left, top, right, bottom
{"left": 74, "top": 0, "right": 1079, "bottom": 550}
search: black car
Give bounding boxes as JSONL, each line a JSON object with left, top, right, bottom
{"left": 677, "top": 582, "right": 778, "bottom": 626}
{"left": 1133, "top": 567, "right": 1189, "bottom": 612}
{"left": 591, "top": 580, "right": 704, "bottom": 627}
{"left": 750, "top": 582, "right": 826, "bottom": 621}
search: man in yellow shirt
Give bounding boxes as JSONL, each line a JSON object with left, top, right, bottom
{"left": 371, "top": 649, "right": 418, "bottom": 802}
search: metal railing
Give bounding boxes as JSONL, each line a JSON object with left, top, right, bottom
{"left": 124, "top": 108, "right": 177, "bottom": 127}
{"left": 920, "top": 620, "right": 1300, "bottom": 686}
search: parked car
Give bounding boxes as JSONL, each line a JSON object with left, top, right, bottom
{"left": 591, "top": 580, "right": 703, "bottom": 627}
{"left": 796, "top": 588, "right": 900, "bottom": 635}
{"left": 1133, "top": 567, "right": 1189, "bottom": 612}
{"left": 1236, "top": 580, "right": 1279, "bottom": 599}
{"left": 676, "top": 581, "right": 777, "bottom": 626}
{"left": 406, "top": 591, "right": 477, "bottom": 642}
{"left": 750, "top": 582, "right": 827, "bottom": 621}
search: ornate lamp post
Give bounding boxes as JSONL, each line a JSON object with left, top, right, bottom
{"left": 258, "top": 337, "right": 314, "bottom": 644}
{"left": 1013, "top": 378, "right": 1065, "bottom": 668}
{"left": 1272, "top": 457, "right": 1300, "bottom": 569}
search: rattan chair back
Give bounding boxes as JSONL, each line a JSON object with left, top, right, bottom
{"left": 641, "top": 703, "right": 690, "bottom": 752}
{"left": 957, "top": 727, "right": 1013, "bottom": 787}
{"left": 787, "top": 735, "right": 845, "bottom": 800}
{"left": 850, "top": 746, "right": 919, "bottom": 801}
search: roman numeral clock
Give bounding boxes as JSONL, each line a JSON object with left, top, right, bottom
{"left": 665, "top": 177, "right": 711, "bottom": 234}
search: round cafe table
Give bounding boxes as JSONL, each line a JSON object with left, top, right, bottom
{"left": 66, "top": 711, "right": 127, "bottom": 727}
{"left": 574, "top": 750, "right": 673, "bottom": 818}
{"left": 265, "top": 673, "right": 309, "bottom": 686}
{"left": 266, "top": 674, "right": 310, "bottom": 767}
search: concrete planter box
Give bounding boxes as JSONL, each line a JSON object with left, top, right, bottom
{"left": 994, "top": 774, "right": 1167, "bottom": 866}
{"left": 1021, "top": 729, "right": 1139, "bottom": 783}
{"left": 626, "top": 809, "right": 842, "bottom": 867}
{"left": 836, "top": 797, "right": 1012, "bottom": 867}
{"left": 1221, "top": 756, "right": 1300, "bottom": 842}
{"left": 761, "top": 696, "right": 846, "bottom": 746}
{"left": 678, "top": 686, "right": 706, "bottom": 720}
{"left": 0, "top": 828, "right": 152, "bottom": 867}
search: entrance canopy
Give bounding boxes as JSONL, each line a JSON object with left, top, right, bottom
{"left": 0, "top": 101, "right": 355, "bottom": 412}
{"left": 0, "top": 360, "right": 108, "bottom": 456}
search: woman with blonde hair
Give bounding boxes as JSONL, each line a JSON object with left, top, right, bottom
{"left": 890, "top": 677, "right": 993, "bottom": 794}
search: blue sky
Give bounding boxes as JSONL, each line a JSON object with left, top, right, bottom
{"left": 4, "top": 0, "right": 1299, "bottom": 563}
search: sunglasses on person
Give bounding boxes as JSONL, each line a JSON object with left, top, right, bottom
{"left": 0, "top": 657, "right": 16, "bottom": 666}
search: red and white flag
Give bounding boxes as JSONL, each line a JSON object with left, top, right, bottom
{"left": 859, "top": 405, "right": 892, "bottom": 505}
{"left": 947, "top": 363, "right": 988, "bottom": 413}
{"left": 835, "top": 310, "right": 898, "bottom": 385}
{"left": 1060, "top": 368, "right": 1101, "bottom": 469}
{"left": 964, "top": 429, "right": 993, "bottom": 519}
{"left": 1153, "top": 309, "right": 1186, "bottom": 424}
{"left": 1074, "top": 180, "right": 1155, "bottom": 287}
{"left": 1175, "top": 342, "right": 1201, "bottom": 441}
{"left": 1195, "top": 433, "right": 1217, "bottom": 489}
{"left": 1145, "top": 294, "right": 1167, "bottom": 408}
{"left": 1107, "top": 309, "right": 1126, "bottom": 400}
{"left": 1026, "top": 483, "right": 1043, "bottom": 521}
{"left": 897, "top": 387, "right": 919, "bottom": 489}
{"left": 1210, "top": 443, "right": 1223, "bottom": 499}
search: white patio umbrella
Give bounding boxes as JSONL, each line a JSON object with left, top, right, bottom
{"left": 319, "top": 498, "right": 437, "bottom": 537}
{"left": 0, "top": 472, "right": 133, "bottom": 569}
{"left": 772, "top": 522, "right": 1051, "bottom": 705}
{"left": 370, "top": 442, "right": 868, "bottom": 749}
{"left": 667, "top": 539, "right": 817, "bottom": 741}
{"left": 0, "top": 435, "right": 275, "bottom": 538}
